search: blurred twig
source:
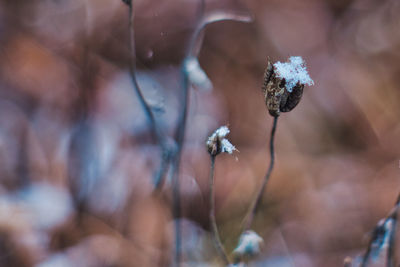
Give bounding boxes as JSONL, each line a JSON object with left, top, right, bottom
{"left": 127, "top": 2, "right": 172, "bottom": 190}
{"left": 360, "top": 192, "right": 399, "bottom": 267}
{"left": 169, "top": 6, "right": 252, "bottom": 266}
{"left": 168, "top": 1, "right": 205, "bottom": 263}
{"left": 243, "top": 116, "right": 278, "bottom": 230}
{"left": 125, "top": 0, "right": 252, "bottom": 264}
{"left": 387, "top": 194, "right": 399, "bottom": 267}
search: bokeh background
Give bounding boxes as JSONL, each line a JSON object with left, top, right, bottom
{"left": 0, "top": 0, "right": 399, "bottom": 266}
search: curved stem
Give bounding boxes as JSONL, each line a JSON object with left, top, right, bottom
{"left": 209, "top": 155, "right": 230, "bottom": 265}
{"left": 127, "top": 3, "right": 170, "bottom": 189}
{"left": 128, "top": 4, "right": 163, "bottom": 144}
{"left": 172, "top": 166, "right": 182, "bottom": 267}
{"left": 243, "top": 116, "right": 278, "bottom": 230}
{"left": 169, "top": 2, "right": 206, "bottom": 265}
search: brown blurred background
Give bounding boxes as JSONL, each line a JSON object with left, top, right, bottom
{"left": 0, "top": 0, "right": 399, "bottom": 266}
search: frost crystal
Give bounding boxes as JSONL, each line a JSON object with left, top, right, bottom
{"left": 221, "top": 139, "right": 236, "bottom": 154}
{"left": 207, "top": 126, "right": 237, "bottom": 156}
{"left": 214, "top": 125, "right": 230, "bottom": 138}
{"left": 273, "top": 56, "right": 314, "bottom": 92}
{"left": 233, "top": 230, "right": 263, "bottom": 257}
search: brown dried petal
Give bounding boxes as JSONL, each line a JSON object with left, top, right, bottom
{"left": 280, "top": 83, "right": 304, "bottom": 113}
{"left": 262, "top": 61, "right": 273, "bottom": 95}
{"left": 263, "top": 62, "right": 286, "bottom": 117}
{"left": 207, "top": 136, "right": 221, "bottom": 156}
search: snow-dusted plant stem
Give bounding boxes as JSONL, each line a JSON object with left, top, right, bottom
{"left": 207, "top": 126, "right": 237, "bottom": 265}
{"left": 244, "top": 57, "right": 313, "bottom": 230}
{"left": 234, "top": 57, "right": 313, "bottom": 264}
{"left": 122, "top": 0, "right": 251, "bottom": 265}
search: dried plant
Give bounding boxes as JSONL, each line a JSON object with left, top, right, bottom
{"left": 207, "top": 126, "right": 237, "bottom": 265}
{"left": 124, "top": 0, "right": 172, "bottom": 190}
{"left": 122, "top": 0, "right": 251, "bottom": 265}
{"left": 243, "top": 56, "right": 313, "bottom": 229}
{"left": 352, "top": 193, "right": 399, "bottom": 267}
{"left": 123, "top": 1, "right": 317, "bottom": 264}
{"left": 1, "top": 1, "right": 400, "bottom": 267}
{"left": 203, "top": 57, "right": 313, "bottom": 266}
{"left": 232, "top": 56, "right": 313, "bottom": 265}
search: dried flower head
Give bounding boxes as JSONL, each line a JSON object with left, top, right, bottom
{"left": 233, "top": 230, "right": 263, "bottom": 259}
{"left": 262, "top": 56, "right": 313, "bottom": 117}
{"left": 206, "top": 126, "right": 237, "bottom": 156}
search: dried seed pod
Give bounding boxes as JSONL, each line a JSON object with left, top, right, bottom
{"left": 262, "top": 60, "right": 287, "bottom": 117}
{"left": 206, "top": 126, "right": 237, "bottom": 156}
{"left": 262, "top": 57, "right": 313, "bottom": 117}
{"left": 280, "top": 83, "right": 304, "bottom": 112}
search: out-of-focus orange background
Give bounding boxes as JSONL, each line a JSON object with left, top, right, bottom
{"left": 0, "top": 0, "right": 399, "bottom": 266}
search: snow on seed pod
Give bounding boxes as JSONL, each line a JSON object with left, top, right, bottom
{"left": 262, "top": 56, "right": 313, "bottom": 117}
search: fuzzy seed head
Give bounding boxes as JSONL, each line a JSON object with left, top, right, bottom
{"left": 206, "top": 126, "right": 237, "bottom": 156}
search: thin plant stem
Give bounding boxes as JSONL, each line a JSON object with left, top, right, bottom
{"left": 125, "top": 1, "right": 252, "bottom": 265}
{"left": 168, "top": 35, "right": 192, "bottom": 267}
{"left": 209, "top": 155, "right": 230, "bottom": 265}
{"left": 166, "top": 2, "right": 252, "bottom": 264}
{"left": 153, "top": 151, "right": 172, "bottom": 190}
{"left": 169, "top": 0, "right": 253, "bottom": 177}
{"left": 169, "top": 2, "right": 206, "bottom": 265}
{"left": 127, "top": 3, "right": 163, "bottom": 144}
{"left": 387, "top": 193, "right": 399, "bottom": 267}
{"left": 172, "top": 168, "right": 182, "bottom": 267}
{"left": 387, "top": 215, "right": 397, "bottom": 267}
{"left": 169, "top": 144, "right": 184, "bottom": 266}
{"left": 164, "top": 12, "right": 253, "bottom": 262}
{"left": 360, "top": 192, "right": 400, "bottom": 267}
{"left": 360, "top": 236, "right": 373, "bottom": 267}
{"left": 170, "top": 61, "right": 192, "bottom": 266}
{"left": 243, "top": 116, "right": 278, "bottom": 230}
{"left": 127, "top": 3, "right": 170, "bottom": 189}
